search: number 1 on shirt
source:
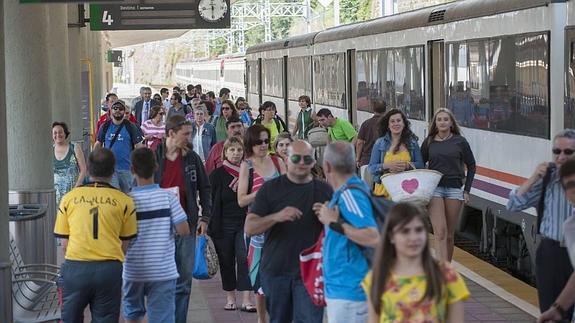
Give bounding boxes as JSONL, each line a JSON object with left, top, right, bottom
{"left": 90, "top": 207, "right": 99, "bottom": 239}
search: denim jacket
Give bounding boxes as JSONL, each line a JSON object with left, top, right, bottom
{"left": 368, "top": 133, "right": 424, "bottom": 183}
{"left": 192, "top": 122, "right": 216, "bottom": 161}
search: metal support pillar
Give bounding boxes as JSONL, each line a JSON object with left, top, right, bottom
{"left": 0, "top": 0, "right": 13, "bottom": 320}
{"left": 5, "top": 0, "right": 56, "bottom": 265}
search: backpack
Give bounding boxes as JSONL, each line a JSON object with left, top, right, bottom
{"left": 337, "top": 183, "right": 395, "bottom": 265}
{"left": 536, "top": 164, "right": 555, "bottom": 233}
{"left": 97, "top": 119, "right": 141, "bottom": 149}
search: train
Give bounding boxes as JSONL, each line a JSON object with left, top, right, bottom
{"left": 175, "top": 0, "right": 575, "bottom": 281}
{"left": 174, "top": 55, "right": 245, "bottom": 99}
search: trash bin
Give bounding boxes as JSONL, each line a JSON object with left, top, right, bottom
{"left": 8, "top": 189, "right": 56, "bottom": 265}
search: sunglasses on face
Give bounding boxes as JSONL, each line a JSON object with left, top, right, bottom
{"left": 111, "top": 105, "right": 125, "bottom": 111}
{"left": 222, "top": 107, "right": 231, "bottom": 110}
{"left": 290, "top": 154, "right": 314, "bottom": 165}
{"left": 552, "top": 148, "right": 575, "bottom": 156}
{"left": 254, "top": 138, "right": 270, "bottom": 145}
{"left": 563, "top": 180, "right": 575, "bottom": 190}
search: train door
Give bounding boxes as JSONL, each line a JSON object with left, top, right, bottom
{"left": 347, "top": 49, "right": 357, "bottom": 127}
{"left": 283, "top": 55, "right": 289, "bottom": 130}
{"left": 428, "top": 40, "right": 445, "bottom": 122}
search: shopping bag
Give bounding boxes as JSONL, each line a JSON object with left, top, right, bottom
{"left": 299, "top": 230, "right": 326, "bottom": 307}
{"left": 193, "top": 235, "right": 219, "bottom": 280}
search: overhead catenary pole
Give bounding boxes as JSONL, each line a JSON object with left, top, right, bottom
{"left": 334, "top": 0, "right": 340, "bottom": 26}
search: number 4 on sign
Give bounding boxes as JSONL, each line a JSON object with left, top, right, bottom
{"left": 102, "top": 10, "right": 114, "bottom": 26}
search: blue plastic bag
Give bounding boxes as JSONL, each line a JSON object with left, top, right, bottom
{"left": 193, "top": 235, "right": 210, "bottom": 280}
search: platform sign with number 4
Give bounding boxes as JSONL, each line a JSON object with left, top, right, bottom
{"left": 89, "top": 0, "right": 230, "bottom": 31}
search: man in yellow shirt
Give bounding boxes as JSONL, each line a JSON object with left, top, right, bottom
{"left": 54, "top": 148, "right": 137, "bottom": 323}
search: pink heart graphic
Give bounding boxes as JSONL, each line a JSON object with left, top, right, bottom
{"left": 401, "top": 179, "right": 419, "bottom": 194}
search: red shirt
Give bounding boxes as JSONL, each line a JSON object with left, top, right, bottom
{"left": 160, "top": 153, "right": 187, "bottom": 211}
{"left": 205, "top": 141, "right": 224, "bottom": 175}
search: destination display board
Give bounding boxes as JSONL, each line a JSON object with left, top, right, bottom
{"left": 90, "top": 0, "right": 230, "bottom": 31}
{"left": 21, "top": 0, "right": 121, "bottom": 3}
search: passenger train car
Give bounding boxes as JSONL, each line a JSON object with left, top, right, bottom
{"left": 174, "top": 56, "right": 245, "bottom": 99}
{"left": 245, "top": 0, "right": 575, "bottom": 281}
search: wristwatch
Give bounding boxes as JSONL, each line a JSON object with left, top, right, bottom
{"left": 552, "top": 302, "right": 567, "bottom": 319}
{"left": 329, "top": 221, "right": 344, "bottom": 234}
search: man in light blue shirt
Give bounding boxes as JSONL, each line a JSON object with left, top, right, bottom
{"left": 313, "top": 142, "right": 380, "bottom": 323}
{"left": 507, "top": 129, "right": 575, "bottom": 319}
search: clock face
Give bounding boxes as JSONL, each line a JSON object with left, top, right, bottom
{"left": 198, "top": 0, "right": 228, "bottom": 23}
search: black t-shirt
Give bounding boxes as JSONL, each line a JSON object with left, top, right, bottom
{"left": 421, "top": 134, "right": 476, "bottom": 192}
{"left": 250, "top": 175, "right": 333, "bottom": 276}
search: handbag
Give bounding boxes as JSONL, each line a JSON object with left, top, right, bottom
{"left": 193, "top": 235, "right": 219, "bottom": 280}
{"left": 299, "top": 229, "right": 326, "bottom": 307}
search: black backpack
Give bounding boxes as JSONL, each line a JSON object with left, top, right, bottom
{"left": 337, "top": 183, "right": 395, "bottom": 265}
{"left": 98, "top": 119, "right": 142, "bottom": 149}
{"left": 342, "top": 183, "right": 395, "bottom": 230}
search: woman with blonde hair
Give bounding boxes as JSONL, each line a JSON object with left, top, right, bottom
{"left": 421, "top": 108, "right": 476, "bottom": 261}
{"left": 363, "top": 203, "right": 469, "bottom": 322}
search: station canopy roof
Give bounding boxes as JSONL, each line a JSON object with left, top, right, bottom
{"left": 104, "top": 30, "right": 188, "bottom": 48}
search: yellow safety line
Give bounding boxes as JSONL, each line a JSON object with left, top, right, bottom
{"left": 80, "top": 58, "right": 94, "bottom": 144}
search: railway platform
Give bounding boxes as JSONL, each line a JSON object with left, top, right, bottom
{"left": 183, "top": 245, "right": 538, "bottom": 323}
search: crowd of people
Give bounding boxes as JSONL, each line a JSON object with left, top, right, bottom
{"left": 50, "top": 83, "right": 575, "bottom": 323}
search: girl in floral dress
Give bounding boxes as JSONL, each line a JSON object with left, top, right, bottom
{"left": 363, "top": 203, "right": 469, "bottom": 323}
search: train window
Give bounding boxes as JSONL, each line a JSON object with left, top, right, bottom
{"left": 247, "top": 60, "right": 259, "bottom": 95}
{"left": 565, "top": 30, "right": 575, "bottom": 129}
{"left": 313, "top": 53, "right": 347, "bottom": 109}
{"left": 262, "top": 58, "right": 284, "bottom": 98}
{"left": 356, "top": 46, "right": 425, "bottom": 120}
{"left": 447, "top": 32, "right": 549, "bottom": 138}
{"left": 288, "top": 56, "right": 312, "bottom": 101}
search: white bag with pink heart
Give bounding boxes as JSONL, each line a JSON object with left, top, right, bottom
{"left": 380, "top": 169, "right": 443, "bottom": 205}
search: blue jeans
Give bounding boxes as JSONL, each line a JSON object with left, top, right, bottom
{"left": 260, "top": 273, "right": 324, "bottom": 323}
{"left": 123, "top": 279, "right": 176, "bottom": 322}
{"left": 175, "top": 230, "right": 196, "bottom": 323}
{"left": 110, "top": 169, "right": 133, "bottom": 193}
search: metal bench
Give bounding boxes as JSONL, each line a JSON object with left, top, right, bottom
{"left": 9, "top": 236, "right": 60, "bottom": 323}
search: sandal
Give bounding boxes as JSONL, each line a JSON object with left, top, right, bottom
{"left": 224, "top": 303, "right": 236, "bottom": 311}
{"left": 240, "top": 304, "right": 257, "bottom": 312}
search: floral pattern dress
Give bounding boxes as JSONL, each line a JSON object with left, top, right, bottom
{"left": 362, "top": 263, "right": 470, "bottom": 323}
{"left": 54, "top": 143, "right": 79, "bottom": 205}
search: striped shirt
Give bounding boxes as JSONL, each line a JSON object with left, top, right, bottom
{"left": 507, "top": 168, "right": 573, "bottom": 242}
{"left": 140, "top": 120, "right": 165, "bottom": 148}
{"left": 124, "top": 184, "right": 188, "bottom": 282}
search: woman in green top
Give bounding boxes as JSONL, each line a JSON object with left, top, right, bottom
{"left": 254, "top": 101, "right": 286, "bottom": 153}
{"left": 292, "top": 95, "right": 315, "bottom": 140}
{"left": 52, "top": 122, "right": 87, "bottom": 205}
{"left": 213, "top": 100, "right": 239, "bottom": 142}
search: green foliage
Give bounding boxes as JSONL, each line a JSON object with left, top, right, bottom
{"left": 210, "top": 37, "right": 227, "bottom": 57}
{"left": 340, "top": 0, "right": 372, "bottom": 24}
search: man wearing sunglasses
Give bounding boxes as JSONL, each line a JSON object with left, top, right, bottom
{"left": 508, "top": 129, "right": 575, "bottom": 320}
{"left": 245, "top": 140, "right": 333, "bottom": 323}
{"left": 313, "top": 142, "right": 380, "bottom": 323}
{"left": 95, "top": 101, "right": 145, "bottom": 193}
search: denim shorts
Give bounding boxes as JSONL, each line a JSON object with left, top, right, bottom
{"left": 325, "top": 298, "right": 368, "bottom": 323}
{"left": 432, "top": 186, "right": 464, "bottom": 201}
{"left": 123, "top": 279, "right": 176, "bottom": 322}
